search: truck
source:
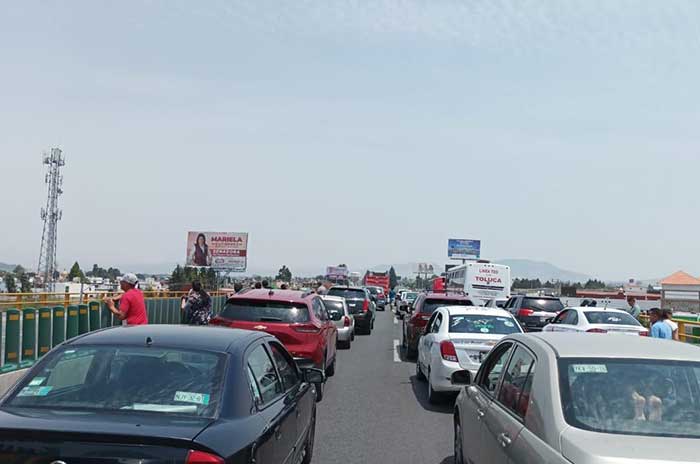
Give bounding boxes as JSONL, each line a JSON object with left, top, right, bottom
{"left": 364, "top": 271, "right": 391, "bottom": 294}
{"left": 444, "top": 261, "right": 511, "bottom": 304}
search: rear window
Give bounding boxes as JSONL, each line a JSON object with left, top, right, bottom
{"left": 6, "top": 346, "right": 225, "bottom": 418}
{"left": 449, "top": 315, "right": 521, "bottom": 334}
{"left": 220, "top": 300, "right": 310, "bottom": 323}
{"left": 367, "top": 287, "right": 380, "bottom": 295}
{"left": 522, "top": 298, "right": 564, "bottom": 312}
{"left": 422, "top": 298, "right": 474, "bottom": 314}
{"left": 584, "top": 311, "right": 640, "bottom": 326}
{"left": 405, "top": 292, "right": 418, "bottom": 300}
{"left": 328, "top": 288, "right": 366, "bottom": 300}
{"left": 323, "top": 300, "right": 345, "bottom": 321}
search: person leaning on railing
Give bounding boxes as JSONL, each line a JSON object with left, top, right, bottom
{"left": 102, "top": 273, "right": 149, "bottom": 325}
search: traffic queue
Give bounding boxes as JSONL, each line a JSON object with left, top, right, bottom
{"left": 0, "top": 267, "right": 698, "bottom": 464}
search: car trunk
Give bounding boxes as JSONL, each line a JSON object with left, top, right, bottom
{"left": 593, "top": 324, "right": 645, "bottom": 335}
{"left": 215, "top": 318, "right": 316, "bottom": 348}
{"left": 561, "top": 427, "right": 700, "bottom": 463}
{"left": 0, "top": 408, "right": 213, "bottom": 463}
{"left": 448, "top": 334, "right": 503, "bottom": 369}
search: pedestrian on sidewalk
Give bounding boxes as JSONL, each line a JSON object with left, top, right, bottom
{"left": 626, "top": 296, "right": 641, "bottom": 320}
{"left": 103, "top": 273, "right": 148, "bottom": 325}
{"left": 649, "top": 308, "right": 672, "bottom": 340}
{"left": 181, "top": 280, "right": 212, "bottom": 325}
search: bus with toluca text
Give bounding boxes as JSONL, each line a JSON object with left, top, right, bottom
{"left": 445, "top": 261, "right": 511, "bottom": 304}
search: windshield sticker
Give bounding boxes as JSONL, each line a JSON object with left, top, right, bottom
{"left": 18, "top": 386, "right": 53, "bottom": 397}
{"left": 572, "top": 364, "right": 608, "bottom": 374}
{"left": 503, "top": 321, "right": 515, "bottom": 328}
{"left": 174, "top": 391, "right": 210, "bottom": 406}
{"left": 480, "top": 327, "right": 490, "bottom": 333}
{"left": 28, "top": 377, "right": 46, "bottom": 386}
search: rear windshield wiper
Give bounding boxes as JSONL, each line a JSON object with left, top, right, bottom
{"left": 259, "top": 317, "right": 283, "bottom": 322}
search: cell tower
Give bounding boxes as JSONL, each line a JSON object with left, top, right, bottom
{"left": 37, "top": 148, "right": 65, "bottom": 290}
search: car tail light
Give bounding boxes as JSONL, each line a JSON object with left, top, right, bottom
{"left": 639, "top": 330, "right": 649, "bottom": 336}
{"left": 186, "top": 450, "right": 224, "bottom": 464}
{"left": 292, "top": 323, "right": 321, "bottom": 334}
{"left": 518, "top": 308, "right": 534, "bottom": 317}
{"left": 363, "top": 300, "right": 369, "bottom": 312}
{"left": 440, "top": 341, "right": 459, "bottom": 362}
{"left": 343, "top": 316, "right": 351, "bottom": 327}
{"left": 587, "top": 328, "right": 608, "bottom": 334}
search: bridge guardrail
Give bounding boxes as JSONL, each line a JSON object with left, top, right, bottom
{"left": 0, "top": 292, "right": 229, "bottom": 374}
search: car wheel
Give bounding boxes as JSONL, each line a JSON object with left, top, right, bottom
{"left": 301, "top": 411, "right": 316, "bottom": 464}
{"left": 428, "top": 369, "right": 442, "bottom": 404}
{"left": 326, "top": 357, "right": 336, "bottom": 377}
{"left": 416, "top": 358, "right": 426, "bottom": 381}
{"left": 454, "top": 416, "right": 464, "bottom": 464}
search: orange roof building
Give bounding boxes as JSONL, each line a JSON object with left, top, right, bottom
{"left": 660, "top": 271, "right": 700, "bottom": 287}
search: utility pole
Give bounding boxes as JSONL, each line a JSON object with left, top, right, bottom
{"left": 37, "top": 148, "right": 65, "bottom": 291}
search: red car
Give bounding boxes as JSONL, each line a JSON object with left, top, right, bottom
{"left": 211, "top": 289, "right": 337, "bottom": 400}
{"left": 401, "top": 293, "right": 476, "bottom": 359}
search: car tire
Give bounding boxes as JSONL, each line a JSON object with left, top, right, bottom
{"left": 315, "top": 381, "right": 324, "bottom": 402}
{"left": 301, "top": 411, "right": 316, "bottom": 464}
{"left": 326, "top": 357, "right": 336, "bottom": 377}
{"left": 338, "top": 339, "right": 351, "bottom": 350}
{"left": 428, "top": 369, "right": 442, "bottom": 404}
{"left": 416, "top": 358, "right": 426, "bottom": 381}
{"left": 454, "top": 416, "right": 464, "bottom": 464}
{"left": 406, "top": 338, "right": 417, "bottom": 360}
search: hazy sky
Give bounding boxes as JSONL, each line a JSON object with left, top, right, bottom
{"left": 1, "top": 1, "right": 699, "bottom": 279}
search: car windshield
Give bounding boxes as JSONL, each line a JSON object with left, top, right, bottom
{"left": 5, "top": 346, "right": 225, "bottom": 418}
{"left": 328, "top": 288, "right": 366, "bottom": 300}
{"left": 522, "top": 298, "right": 564, "bottom": 312}
{"left": 449, "top": 315, "right": 521, "bottom": 334}
{"left": 220, "top": 300, "right": 310, "bottom": 323}
{"left": 584, "top": 311, "right": 641, "bottom": 326}
{"left": 323, "top": 300, "right": 345, "bottom": 321}
{"left": 422, "top": 299, "right": 474, "bottom": 314}
{"left": 560, "top": 358, "right": 700, "bottom": 438}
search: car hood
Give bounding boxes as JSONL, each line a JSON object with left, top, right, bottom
{"left": 561, "top": 426, "right": 700, "bottom": 463}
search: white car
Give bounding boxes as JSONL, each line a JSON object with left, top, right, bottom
{"left": 416, "top": 306, "right": 523, "bottom": 403}
{"left": 542, "top": 306, "right": 648, "bottom": 336}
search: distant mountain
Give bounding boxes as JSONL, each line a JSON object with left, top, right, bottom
{"left": 494, "top": 259, "right": 592, "bottom": 283}
{"left": 0, "top": 262, "right": 18, "bottom": 272}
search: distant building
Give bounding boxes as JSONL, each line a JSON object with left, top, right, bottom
{"left": 660, "top": 271, "right": 700, "bottom": 313}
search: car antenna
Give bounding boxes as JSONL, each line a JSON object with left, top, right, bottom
{"left": 146, "top": 336, "right": 153, "bottom": 347}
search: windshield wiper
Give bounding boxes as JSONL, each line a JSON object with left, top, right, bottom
{"left": 259, "top": 317, "right": 283, "bottom": 322}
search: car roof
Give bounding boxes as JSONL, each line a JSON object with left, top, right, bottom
{"left": 68, "top": 325, "right": 266, "bottom": 353}
{"left": 519, "top": 295, "right": 561, "bottom": 300}
{"left": 230, "top": 288, "right": 313, "bottom": 305}
{"left": 569, "top": 306, "right": 629, "bottom": 314}
{"left": 441, "top": 305, "right": 513, "bottom": 318}
{"left": 424, "top": 293, "right": 474, "bottom": 301}
{"left": 510, "top": 332, "right": 700, "bottom": 361}
{"left": 329, "top": 286, "right": 366, "bottom": 291}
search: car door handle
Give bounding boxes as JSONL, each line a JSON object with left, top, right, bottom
{"left": 498, "top": 432, "right": 512, "bottom": 448}
{"left": 476, "top": 409, "right": 485, "bottom": 420}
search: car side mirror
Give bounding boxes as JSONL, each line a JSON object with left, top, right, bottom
{"left": 451, "top": 370, "right": 472, "bottom": 386}
{"left": 302, "top": 368, "right": 326, "bottom": 385}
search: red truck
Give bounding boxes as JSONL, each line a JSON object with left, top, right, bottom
{"left": 364, "top": 271, "right": 390, "bottom": 294}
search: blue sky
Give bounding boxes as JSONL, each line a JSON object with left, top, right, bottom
{"left": 1, "top": 1, "right": 699, "bottom": 279}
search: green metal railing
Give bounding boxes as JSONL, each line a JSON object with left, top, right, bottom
{"left": 0, "top": 294, "right": 228, "bottom": 374}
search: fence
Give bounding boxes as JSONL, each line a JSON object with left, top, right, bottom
{"left": 0, "top": 292, "right": 229, "bottom": 374}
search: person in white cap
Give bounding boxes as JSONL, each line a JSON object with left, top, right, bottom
{"left": 103, "top": 273, "right": 149, "bottom": 325}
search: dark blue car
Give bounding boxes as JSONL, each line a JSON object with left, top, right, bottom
{"left": 0, "top": 325, "right": 325, "bottom": 463}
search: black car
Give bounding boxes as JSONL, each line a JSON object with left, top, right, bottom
{"left": 503, "top": 295, "right": 565, "bottom": 331}
{"left": 0, "top": 325, "right": 325, "bottom": 463}
{"left": 365, "top": 286, "right": 387, "bottom": 310}
{"left": 327, "top": 286, "right": 375, "bottom": 334}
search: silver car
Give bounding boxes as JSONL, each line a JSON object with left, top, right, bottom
{"left": 322, "top": 295, "right": 355, "bottom": 349}
{"left": 453, "top": 333, "right": 700, "bottom": 464}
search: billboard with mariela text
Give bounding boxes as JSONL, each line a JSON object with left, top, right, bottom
{"left": 186, "top": 231, "right": 248, "bottom": 271}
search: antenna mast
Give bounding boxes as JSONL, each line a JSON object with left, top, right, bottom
{"left": 37, "top": 148, "right": 65, "bottom": 291}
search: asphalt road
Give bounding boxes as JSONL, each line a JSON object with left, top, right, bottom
{"left": 313, "top": 308, "right": 455, "bottom": 464}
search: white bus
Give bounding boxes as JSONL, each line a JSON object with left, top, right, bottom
{"left": 445, "top": 261, "right": 511, "bottom": 304}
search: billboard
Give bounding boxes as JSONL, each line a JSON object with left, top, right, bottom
{"left": 186, "top": 232, "right": 248, "bottom": 271}
{"left": 326, "top": 266, "right": 349, "bottom": 279}
{"left": 416, "top": 263, "right": 435, "bottom": 274}
{"left": 448, "top": 239, "right": 481, "bottom": 260}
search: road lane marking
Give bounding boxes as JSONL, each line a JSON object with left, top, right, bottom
{"left": 393, "top": 339, "right": 401, "bottom": 363}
